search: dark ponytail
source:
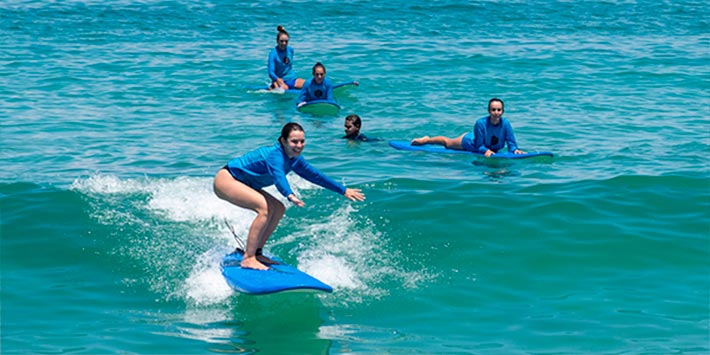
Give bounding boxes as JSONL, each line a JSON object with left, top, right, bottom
{"left": 276, "top": 25, "right": 289, "bottom": 41}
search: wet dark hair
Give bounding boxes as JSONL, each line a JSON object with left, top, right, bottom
{"left": 312, "top": 62, "right": 326, "bottom": 75}
{"left": 488, "top": 98, "right": 504, "bottom": 112}
{"left": 279, "top": 122, "right": 304, "bottom": 141}
{"left": 345, "top": 114, "right": 361, "bottom": 128}
{"left": 276, "top": 25, "right": 289, "bottom": 42}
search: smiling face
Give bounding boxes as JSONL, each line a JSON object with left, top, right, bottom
{"left": 280, "top": 129, "right": 305, "bottom": 158}
{"left": 277, "top": 33, "right": 289, "bottom": 50}
{"left": 488, "top": 100, "right": 504, "bottom": 125}
{"left": 312, "top": 66, "right": 325, "bottom": 84}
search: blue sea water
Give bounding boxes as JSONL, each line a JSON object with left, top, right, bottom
{"left": 1, "top": 1, "right": 709, "bottom": 354}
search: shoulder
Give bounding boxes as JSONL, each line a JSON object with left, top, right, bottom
{"left": 475, "top": 116, "right": 488, "bottom": 126}
{"left": 266, "top": 143, "right": 284, "bottom": 157}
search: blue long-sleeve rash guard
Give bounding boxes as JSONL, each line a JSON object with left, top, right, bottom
{"left": 268, "top": 46, "right": 297, "bottom": 82}
{"left": 225, "top": 143, "right": 346, "bottom": 198}
{"left": 472, "top": 116, "right": 519, "bottom": 154}
{"left": 298, "top": 78, "right": 335, "bottom": 103}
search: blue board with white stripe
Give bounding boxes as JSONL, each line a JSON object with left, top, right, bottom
{"left": 389, "top": 140, "right": 554, "bottom": 159}
{"left": 221, "top": 251, "right": 333, "bottom": 295}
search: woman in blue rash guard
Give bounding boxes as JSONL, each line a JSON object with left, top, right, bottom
{"left": 268, "top": 25, "right": 305, "bottom": 90}
{"left": 410, "top": 98, "right": 526, "bottom": 157}
{"left": 213, "top": 122, "right": 366, "bottom": 270}
{"left": 297, "top": 62, "right": 335, "bottom": 107}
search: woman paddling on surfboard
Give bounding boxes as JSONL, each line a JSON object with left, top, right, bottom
{"left": 297, "top": 62, "right": 335, "bottom": 107}
{"left": 268, "top": 25, "right": 305, "bottom": 91}
{"left": 214, "top": 122, "right": 366, "bottom": 270}
{"left": 411, "top": 98, "right": 526, "bottom": 157}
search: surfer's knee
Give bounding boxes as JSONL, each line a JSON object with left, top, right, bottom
{"left": 271, "top": 199, "right": 286, "bottom": 217}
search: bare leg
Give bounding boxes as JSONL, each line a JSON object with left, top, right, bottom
{"left": 214, "top": 169, "right": 278, "bottom": 270}
{"left": 254, "top": 191, "right": 285, "bottom": 265}
{"left": 411, "top": 133, "right": 466, "bottom": 150}
{"left": 293, "top": 78, "right": 305, "bottom": 89}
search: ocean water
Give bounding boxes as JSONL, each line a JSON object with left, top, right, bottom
{"left": 1, "top": 1, "right": 709, "bottom": 354}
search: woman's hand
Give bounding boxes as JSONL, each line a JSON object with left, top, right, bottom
{"left": 288, "top": 194, "right": 305, "bottom": 207}
{"left": 484, "top": 149, "right": 495, "bottom": 157}
{"left": 344, "top": 188, "right": 366, "bottom": 202}
{"left": 513, "top": 149, "right": 527, "bottom": 154}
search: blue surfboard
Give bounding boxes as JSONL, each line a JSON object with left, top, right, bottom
{"left": 248, "top": 81, "right": 358, "bottom": 95}
{"left": 221, "top": 251, "right": 333, "bottom": 295}
{"left": 389, "top": 140, "right": 554, "bottom": 159}
{"left": 297, "top": 100, "right": 341, "bottom": 116}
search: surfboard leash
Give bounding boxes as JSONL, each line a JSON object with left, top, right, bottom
{"left": 223, "top": 219, "right": 246, "bottom": 253}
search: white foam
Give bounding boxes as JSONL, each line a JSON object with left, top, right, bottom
{"left": 71, "top": 173, "right": 149, "bottom": 194}
{"left": 72, "top": 173, "right": 433, "bottom": 305}
{"left": 286, "top": 204, "right": 434, "bottom": 303}
{"left": 181, "top": 248, "right": 233, "bottom": 306}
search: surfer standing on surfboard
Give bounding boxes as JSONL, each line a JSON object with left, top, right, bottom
{"left": 213, "top": 122, "right": 366, "bottom": 270}
{"left": 411, "top": 98, "right": 526, "bottom": 157}
{"left": 268, "top": 25, "right": 305, "bottom": 91}
{"left": 297, "top": 62, "right": 335, "bottom": 107}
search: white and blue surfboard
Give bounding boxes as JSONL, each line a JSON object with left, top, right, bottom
{"left": 248, "top": 81, "right": 358, "bottom": 95}
{"left": 221, "top": 251, "right": 333, "bottom": 295}
{"left": 389, "top": 140, "right": 554, "bottom": 159}
{"left": 297, "top": 99, "right": 341, "bottom": 116}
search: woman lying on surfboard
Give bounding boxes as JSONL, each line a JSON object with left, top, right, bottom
{"left": 297, "top": 62, "right": 335, "bottom": 107}
{"left": 411, "top": 98, "right": 526, "bottom": 157}
{"left": 268, "top": 26, "right": 305, "bottom": 90}
{"left": 214, "top": 122, "right": 366, "bottom": 270}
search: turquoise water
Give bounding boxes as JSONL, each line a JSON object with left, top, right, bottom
{"left": 2, "top": 1, "right": 709, "bottom": 354}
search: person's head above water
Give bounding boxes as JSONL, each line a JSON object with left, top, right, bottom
{"left": 344, "top": 114, "right": 361, "bottom": 137}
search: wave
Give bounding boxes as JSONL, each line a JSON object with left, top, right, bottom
{"left": 65, "top": 174, "right": 432, "bottom": 306}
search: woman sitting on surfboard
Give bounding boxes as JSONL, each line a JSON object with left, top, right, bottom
{"left": 268, "top": 25, "right": 305, "bottom": 90}
{"left": 411, "top": 98, "right": 526, "bottom": 157}
{"left": 297, "top": 62, "right": 335, "bottom": 107}
{"left": 214, "top": 122, "right": 366, "bottom": 270}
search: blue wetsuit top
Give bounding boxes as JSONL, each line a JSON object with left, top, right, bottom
{"left": 224, "top": 143, "right": 346, "bottom": 198}
{"left": 466, "top": 116, "right": 519, "bottom": 154}
{"left": 268, "top": 46, "right": 297, "bottom": 82}
{"left": 298, "top": 77, "right": 335, "bottom": 103}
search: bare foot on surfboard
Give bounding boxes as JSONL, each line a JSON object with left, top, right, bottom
{"left": 241, "top": 256, "right": 269, "bottom": 270}
{"left": 411, "top": 136, "right": 429, "bottom": 145}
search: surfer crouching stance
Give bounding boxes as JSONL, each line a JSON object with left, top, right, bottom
{"left": 214, "top": 122, "right": 365, "bottom": 270}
